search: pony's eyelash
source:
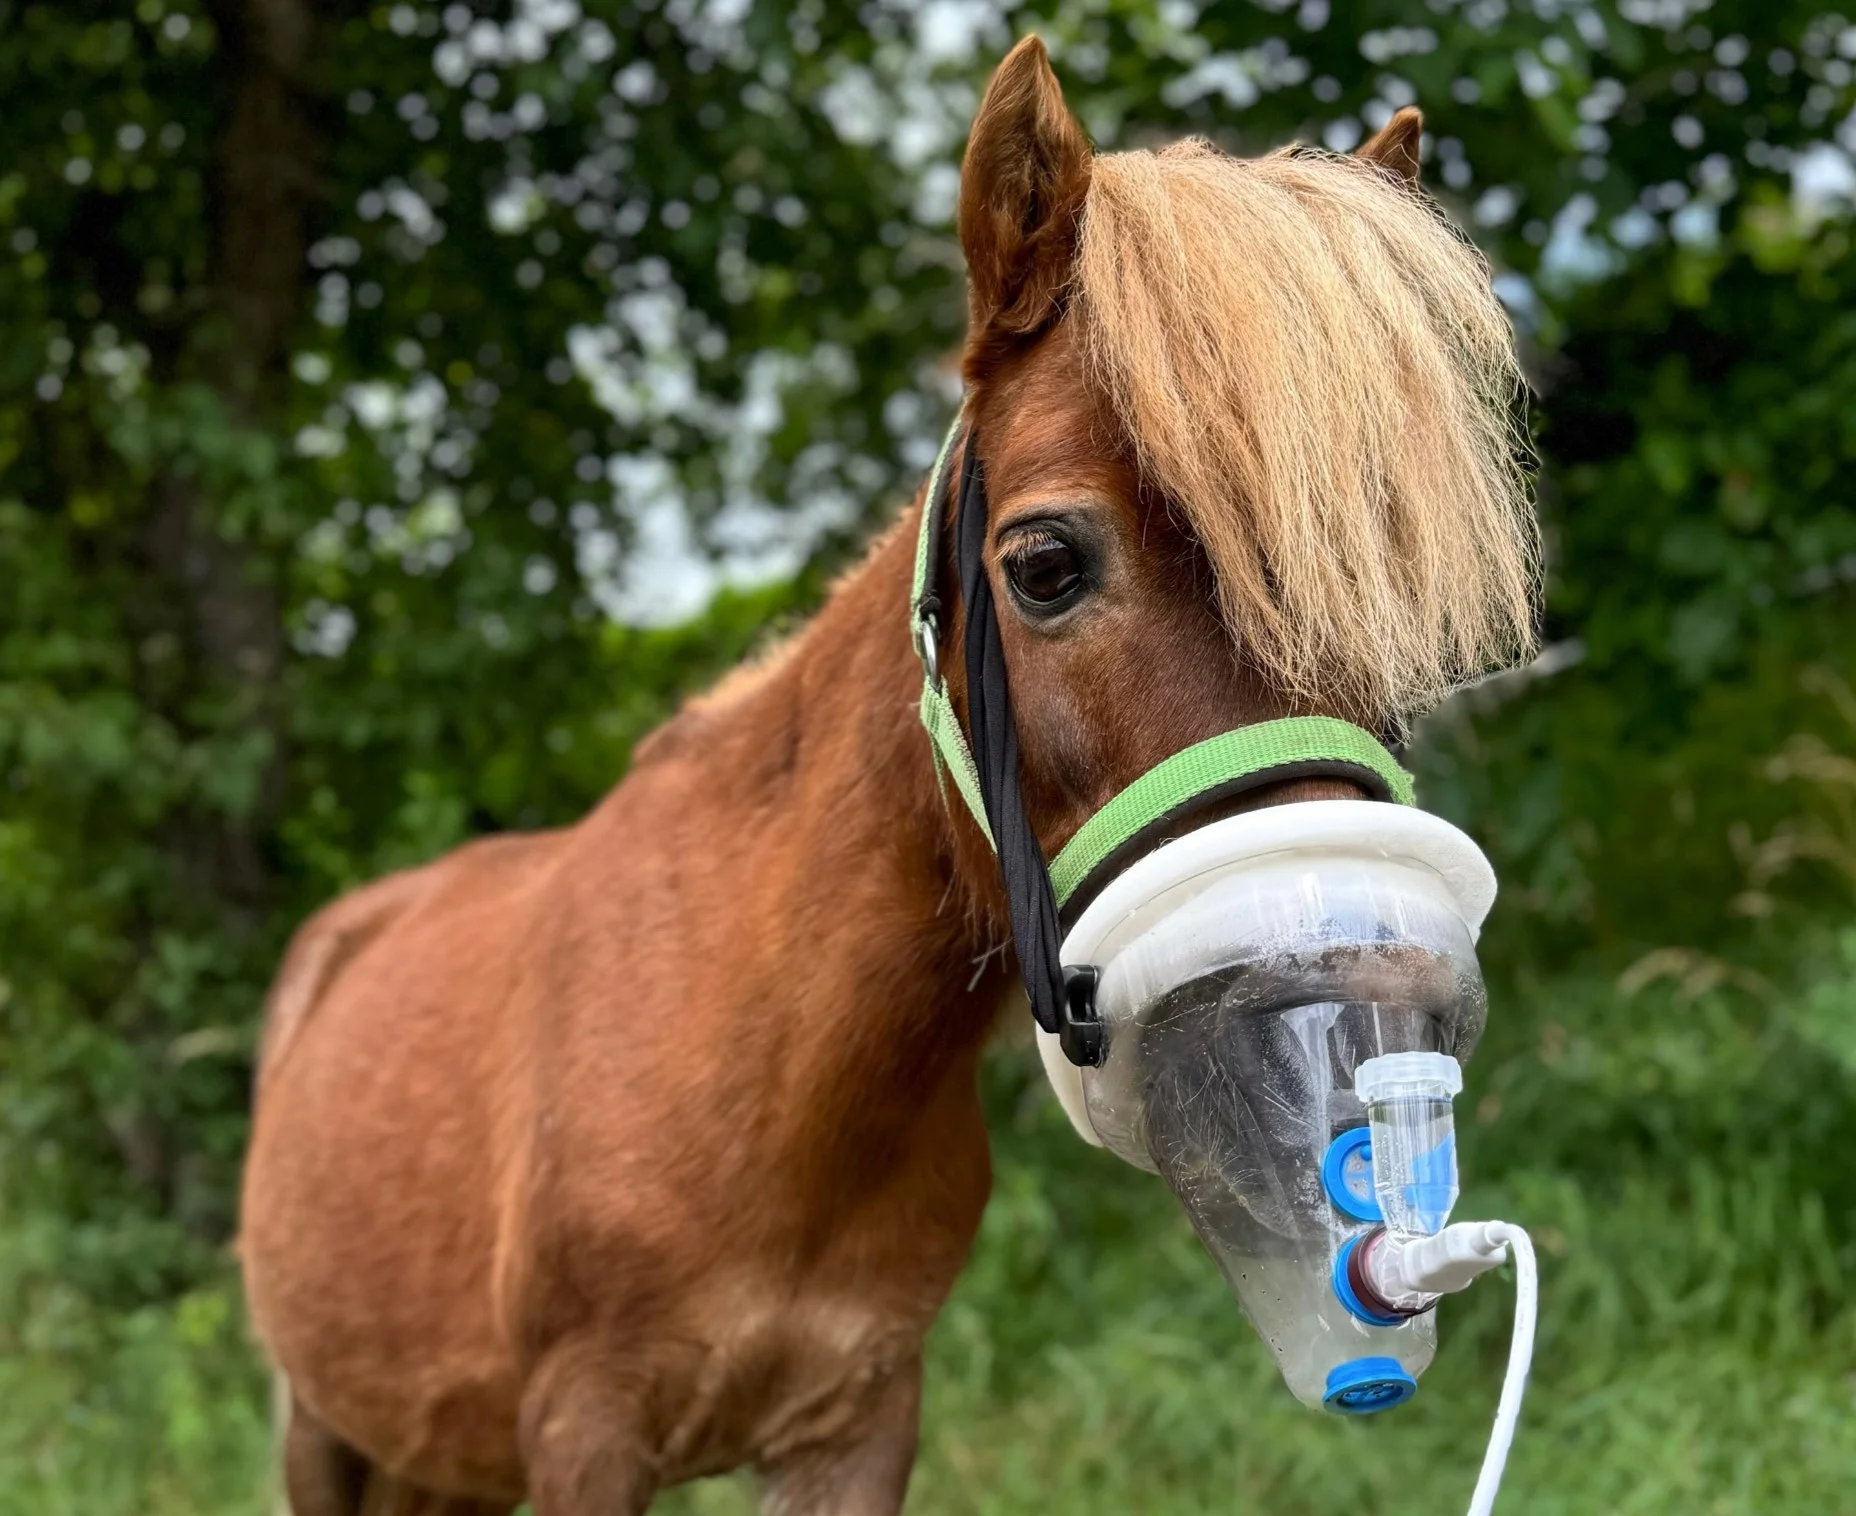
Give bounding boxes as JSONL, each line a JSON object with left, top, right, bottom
{"left": 1004, "top": 527, "right": 1068, "bottom": 559}
{"left": 997, "top": 511, "right": 1090, "bottom": 560}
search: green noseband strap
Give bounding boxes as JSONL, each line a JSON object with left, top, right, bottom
{"left": 1047, "top": 717, "right": 1414, "bottom": 915}
{"left": 908, "top": 414, "right": 1414, "bottom": 920}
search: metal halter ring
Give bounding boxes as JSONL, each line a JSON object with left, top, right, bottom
{"left": 913, "top": 612, "right": 941, "bottom": 686}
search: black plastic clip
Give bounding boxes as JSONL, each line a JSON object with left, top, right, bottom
{"left": 1058, "top": 963, "right": 1105, "bottom": 1068}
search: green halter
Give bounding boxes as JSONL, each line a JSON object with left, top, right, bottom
{"left": 908, "top": 413, "right": 1414, "bottom": 919}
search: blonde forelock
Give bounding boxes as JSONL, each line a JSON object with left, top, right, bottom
{"left": 1075, "top": 139, "right": 1539, "bottom": 719}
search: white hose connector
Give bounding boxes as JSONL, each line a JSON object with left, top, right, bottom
{"left": 1360, "top": 1221, "right": 1537, "bottom": 1516}
{"left": 1363, "top": 1220, "right": 1515, "bottom": 1312}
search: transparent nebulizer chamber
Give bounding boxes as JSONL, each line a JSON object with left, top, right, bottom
{"left": 1041, "top": 802, "right": 1495, "bottom": 1413}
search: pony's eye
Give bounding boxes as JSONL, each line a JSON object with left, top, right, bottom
{"left": 1005, "top": 538, "right": 1088, "bottom": 611}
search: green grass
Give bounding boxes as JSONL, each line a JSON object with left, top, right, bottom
{"left": 7, "top": 951, "right": 1856, "bottom": 1516}
{"left": 0, "top": 1276, "right": 268, "bottom": 1516}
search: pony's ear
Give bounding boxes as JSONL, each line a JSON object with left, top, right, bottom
{"left": 1357, "top": 107, "right": 1423, "bottom": 186}
{"left": 959, "top": 36, "right": 1092, "bottom": 357}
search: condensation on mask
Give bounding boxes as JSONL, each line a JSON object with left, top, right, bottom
{"left": 1037, "top": 801, "right": 1495, "bottom": 1412}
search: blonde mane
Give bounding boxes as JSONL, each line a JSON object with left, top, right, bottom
{"left": 1075, "top": 139, "right": 1538, "bottom": 719}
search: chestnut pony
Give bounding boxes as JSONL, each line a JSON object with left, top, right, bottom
{"left": 241, "top": 37, "right": 1535, "bottom": 1516}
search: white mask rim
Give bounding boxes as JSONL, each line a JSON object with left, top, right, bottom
{"left": 1038, "top": 801, "right": 1497, "bottom": 1148}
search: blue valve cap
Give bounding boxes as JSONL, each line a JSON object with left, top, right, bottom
{"left": 1332, "top": 1233, "right": 1404, "bottom": 1327}
{"left": 1321, "top": 1127, "right": 1382, "bottom": 1222}
{"left": 1323, "top": 1356, "right": 1418, "bottom": 1415}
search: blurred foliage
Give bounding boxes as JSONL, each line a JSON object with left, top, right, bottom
{"left": 4, "top": 0, "right": 1856, "bottom": 1511}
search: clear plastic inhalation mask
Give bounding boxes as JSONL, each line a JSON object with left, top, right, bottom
{"left": 1037, "top": 801, "right": 1495, "bottom": 1412}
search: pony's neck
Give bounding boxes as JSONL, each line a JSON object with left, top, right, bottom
{"left": 690, "top": 499, "right": 1012, "bottom": 1080}
{"left": 805, "top": 503, "right": 1006, "bottom": 964}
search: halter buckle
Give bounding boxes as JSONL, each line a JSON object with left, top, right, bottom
{"left": 1058, "top": 964, "right": 1105, "bottom": 1067}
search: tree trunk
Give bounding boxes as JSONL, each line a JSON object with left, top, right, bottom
{"left": 143, "top": 0, "right": 327, "bottom": 909}
{"left": 118, "top": 0, "right": 331, "bottom": 1218}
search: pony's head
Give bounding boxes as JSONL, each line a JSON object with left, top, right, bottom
{"left": 945, "top": 38, "right": 1537, "bottom": 855}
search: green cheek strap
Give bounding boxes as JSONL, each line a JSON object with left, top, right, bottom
{"left": 909, "top": 413, "right": 1415, "bottom": 926}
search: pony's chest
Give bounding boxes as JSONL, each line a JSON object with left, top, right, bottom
{"left": 656, "top": 1283, "right": 923, "bottom": 1476}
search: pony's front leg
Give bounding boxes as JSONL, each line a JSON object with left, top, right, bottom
{"left": 759, "top": 1355, "right": 923, "bottom": 1516}
{"left": 518, "top": 1343, "right": 659, "bottom": 1516}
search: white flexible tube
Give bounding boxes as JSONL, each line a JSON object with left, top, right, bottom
{"left": 1464, "top": 1222, "right": 1536, "bottom": 1516}
{"left": 1360, "top": 1220, "right": 1537, "bottom": 1516}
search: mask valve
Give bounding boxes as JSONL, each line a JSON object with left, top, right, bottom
{"left": 1328, "top": 1053, "right": 1540, "bottom": 1516}
{"left": 1358, "top": 1051, "right": 1462, "bottom": 1235}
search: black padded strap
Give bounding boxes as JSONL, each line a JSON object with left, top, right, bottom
{"left": 955, "top": 432, "right": 1067, "bottom": 1036}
